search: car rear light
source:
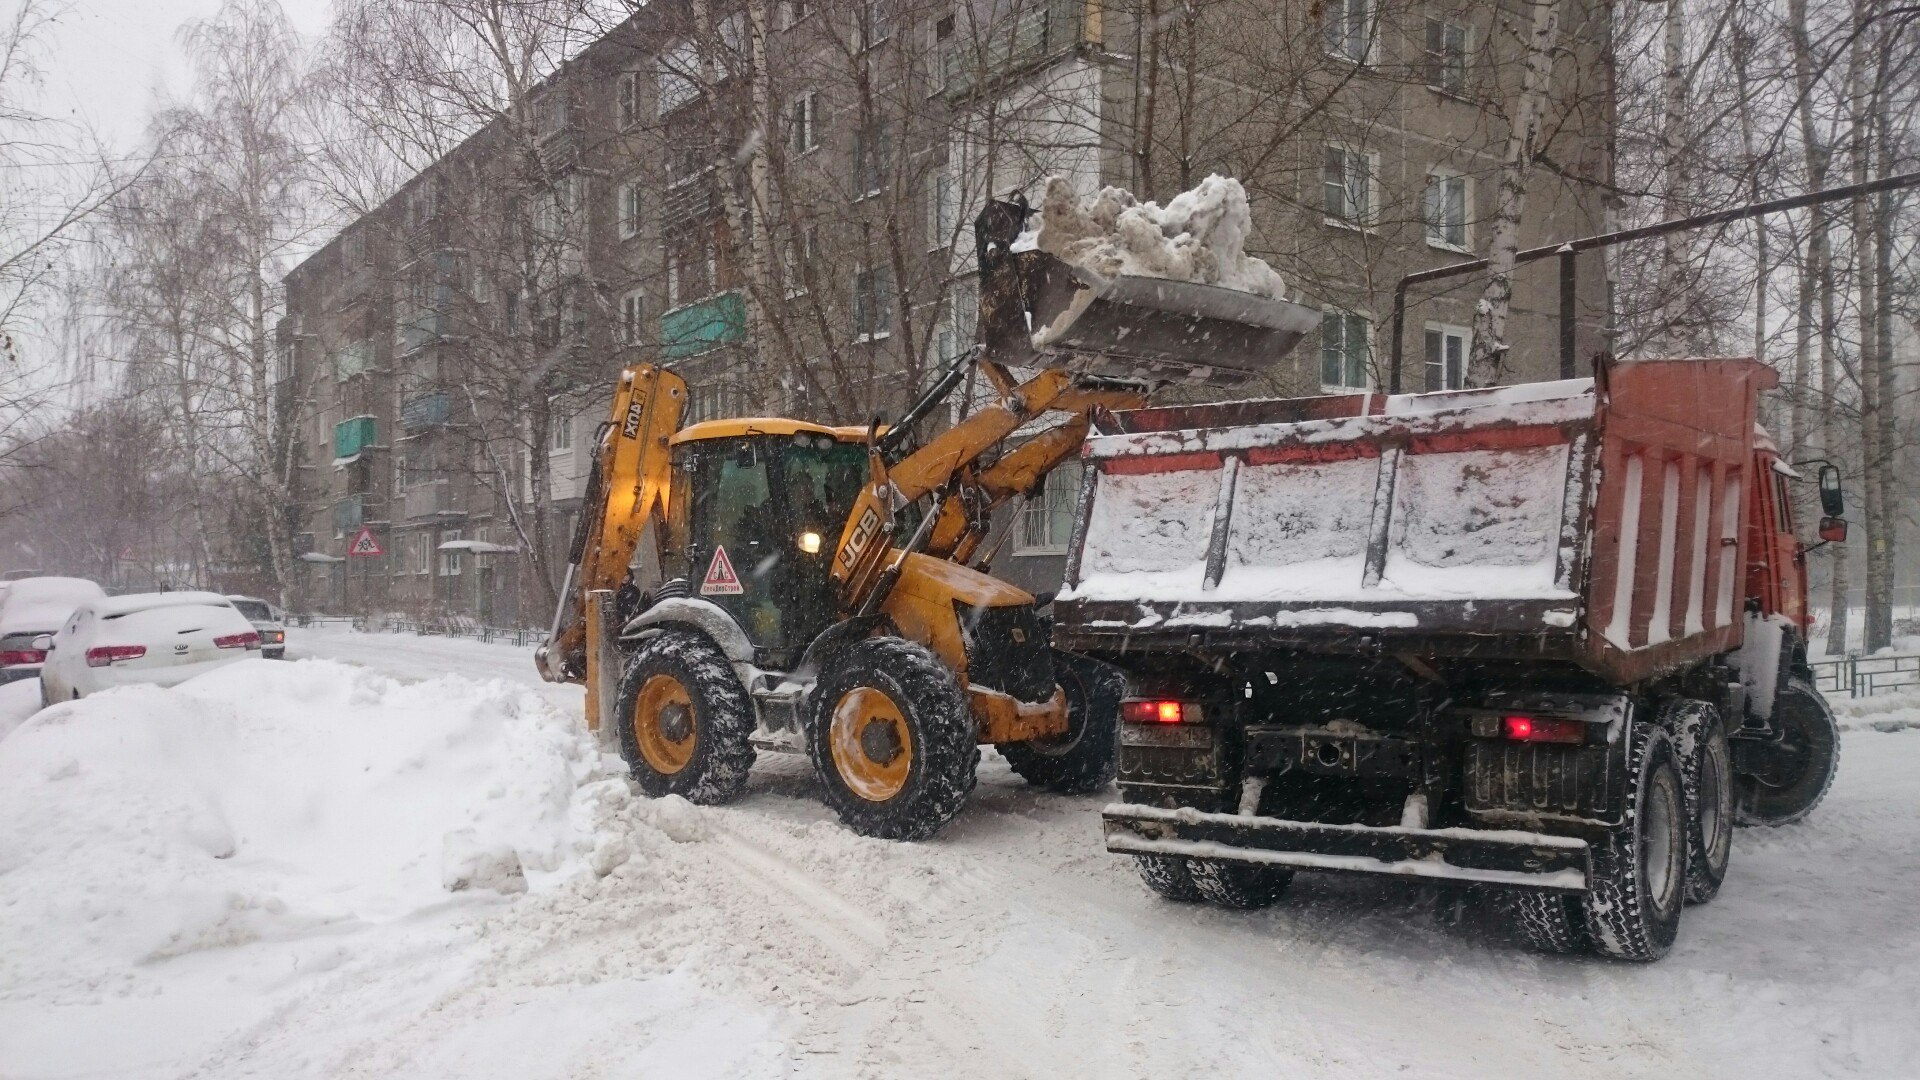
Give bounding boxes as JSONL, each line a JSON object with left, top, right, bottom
{"left": 214, "top": 631, "right": 261, "bottom": 650}
{"left": 267, "top": 630, "right": 285, "bottom": 643}
{"left": 86, "top": 644, "right": 146, "bottom": 667}
{"left": 1122, "top": 699, "right": 1204, "bottom": 724}
{"left": 1501, "top": 715, "right": 1585, "bottom": 744}
{"left": 0, "top": 649, "right": 45, "bottom": 666}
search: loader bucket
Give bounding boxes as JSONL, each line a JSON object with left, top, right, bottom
{"left": 1021, "top": 253, "right": 1323, "bottom": 388}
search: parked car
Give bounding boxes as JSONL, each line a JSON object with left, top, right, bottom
{"left": 225, "top": 595, "right": 288, "bottom": 659}
{"left": 0, "top": 576, "right": 107, "bottom": 684}
{"left": 37, "top": 591, "right": 261, "bottom": 704}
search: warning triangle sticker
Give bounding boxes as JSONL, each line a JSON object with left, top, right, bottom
{"left": 347, "top": 525, "right": 383, "bottom": 557}
{"left": 700, "top": 545, "right": 744, "bottom": 595}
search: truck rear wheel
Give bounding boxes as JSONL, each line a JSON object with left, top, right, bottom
{"left": 1190, "top": 860, "right": 1294, "bottom": 910}
{"left": 1584, "top": 722, "right": 1687, "bottom": 961}
{"left": 998, "top": 651, "right": 1123, "bottom": 794}
{"left": 615, "top": 628, "right": 756, "bottom": 805}
{"left": 1735, "top": 677, "right": 1841, "bottom": 827}
{"left": 1133, "top": 855, "right": 1204, "bottom": 902}
{"left": 806, "top": 636, "right": 978, "bottom": 841}
{"left": 1513, "top": 892, "right": 1591, "bottom": 954}
{"left": 1656, "top": 697, "right": 1733, "bottom": 905}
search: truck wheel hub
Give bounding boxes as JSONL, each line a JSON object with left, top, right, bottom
{"left": 829, "top": 687, "right": 915, "bottom": 802}
{"left": 860, "top": 717, "right": 904, "bottom": 765}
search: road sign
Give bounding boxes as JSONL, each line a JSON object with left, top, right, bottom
{"left": 700, "top": 545, "right": 743, "bottom": 595}
{"left": 348, "top": 526, "right": 384, "bottom": 557}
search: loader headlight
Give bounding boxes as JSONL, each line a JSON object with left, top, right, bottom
{"left": 799, "top": 531, "right": 823, "bottom": 554}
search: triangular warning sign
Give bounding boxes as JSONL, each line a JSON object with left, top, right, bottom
{"left": 700, "top": 544, "right": 743, "bottom": 595}
{"left": 347, "top": 526, "right": 384, "bottom": 557}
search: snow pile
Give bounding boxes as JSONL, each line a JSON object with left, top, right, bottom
{"left": 0, "top": 659, "right": 618, "bottom": 1001}
{"left": 1024, "top": 174, "right": 1288, "bottom": 299}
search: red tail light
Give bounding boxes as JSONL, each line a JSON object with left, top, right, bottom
{"left": 1122, "top": 699, "right": 1204, "bottom": 724}
{"left": 0, "top": 649, "right": 46, "bottom": 666}
{"left": 1502, "top": 715, "right": 1585, "bottom": 744}
{"left": 86, "top": 644, "right": 146, "bottom": 667}
{"left": 214, "top": 631, "right": 261, "bottom": 650}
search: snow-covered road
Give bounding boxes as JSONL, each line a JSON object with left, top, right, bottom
{"left": 3, "top": 627, "right": 1915, "bottom": 1078}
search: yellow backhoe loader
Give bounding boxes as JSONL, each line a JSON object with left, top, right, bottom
{"left": 537, "top": 199, "right": 1319, "bottom": 839}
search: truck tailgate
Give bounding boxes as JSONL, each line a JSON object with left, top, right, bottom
{"left": 1058, "top": 380, "right": 1595, "bottom": 639}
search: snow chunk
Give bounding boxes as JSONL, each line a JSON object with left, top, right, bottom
{"left": 1026, "top": 174, "right": 1287, "bottom": 299}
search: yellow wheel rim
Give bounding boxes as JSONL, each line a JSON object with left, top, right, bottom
{"left": 634, "top": 673, "right": 697, "bottom": 775}
{"left": 830, "top": 687, "right": 913, "bottom": 803}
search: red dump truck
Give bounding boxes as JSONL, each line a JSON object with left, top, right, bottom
{"left": 1052, "top": 358, "right": 1846, "bottom": 960}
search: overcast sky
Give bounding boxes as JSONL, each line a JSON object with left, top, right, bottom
{"left": 34, "top": 0, "right": 334, "bottom": 154}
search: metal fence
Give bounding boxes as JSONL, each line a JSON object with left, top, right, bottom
{"left": 1807, "top": 653, "right": 1920, "bottom": 698}
{"left": 292, "top": 613, "right": 545, "bottom": 648}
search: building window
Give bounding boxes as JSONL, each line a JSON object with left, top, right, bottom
{"left": 853, "top": 121, "right": 890, "bottom": 198}
{"left": 549, "top": 398, "right": 573, "bottom": 451}
{"left": 1424, "top": 325, "right": 1468, "bottom": 391}
{"left": 853, "top": 264, "right": 893, "bottom": 340}
{"left": 1425, "top": 19, "right": 1468, "bottom": 95}
{"left": 1017, "top": 459, "right": 1082, "bottom": 554}
{"left": 1320, "top": 309, "right": 1371, "bottom": 390}
{"left": 859, "top": 0, "right": 891, "bottom": 51}
{"left": 440, "top": 530, "right": 463, "bottom": 577}
{"left": 789, "top": 91, "right": 818, "bottom": 155}
{"left": 617, "top": 72, "right": 640, "bottom": 130}
{"left": 784, "top": 226, "right": 818, "bottom": 298}
{"left": 621, "top": 289, "right": 646, "bottom": 345}
{"left": 927, "top": 16, "right": 953, "bottom": 93}
{"left": 659, "top": 40, "right": 699, "bottom": 116}
{"left": 536, "top": 92, "right": 568, "bottom": 139}
{"left": 1424, "top": 172, "right": 1469, "bottom": 250}
{"left": 618, "top": 181, "right": 642, "bottom": 239}
{"left": 1323, "top": 145, "right": 1372, "bottom": 228}
{"left": 1324, "top": 0, "right": 1371, "bottom": 63}
{"left": 927, "top": 171, "right": 954, "bottom": 250}
{"left": 777, "top": 0, "right": 812, "bottom": 28}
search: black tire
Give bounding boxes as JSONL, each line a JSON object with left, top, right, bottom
{"left": 998, "top": 650, "right": 1123, "bottom": 794}
{"left": 1134, "top": 855, "right": 1204, "bottom": 902}
{"left": 1513, "top": 891, "right": 1591, "bottom": 955}
{"left": 613, "top": 628, "right": 756, "bottom": 805}
{"left": 1584, "top": 722, "right": 1687, "bottom": 962}
{"left": 1657, "top": 697, "right": 1733, "bottom": 905}
{"left": 806, "top": 636, "right": 978, "bottom": 841}
{"left": 1189, "top": 860, "right": 1294, "bottom": 910}
{"left": 1735, "top": 676, "right": 1840, "bottom": 827}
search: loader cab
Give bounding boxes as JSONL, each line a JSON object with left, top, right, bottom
{"left": 667, "top": 419, "right": 872, "bottom": 665}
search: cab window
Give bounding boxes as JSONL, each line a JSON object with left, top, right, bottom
{"left": 1774, "top": 472, "right": 1793, "bottom": 533}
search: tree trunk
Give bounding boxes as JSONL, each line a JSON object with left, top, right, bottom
{"left": 1658, "top": 0, "right": 1689, "bottom": 349}
{"left": 1467, "top": 0, "right": 1561, "bottom": 386}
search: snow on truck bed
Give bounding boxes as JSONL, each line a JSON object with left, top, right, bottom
{"left": 1063, "top": 380, "right": 1593, "bottom": 611}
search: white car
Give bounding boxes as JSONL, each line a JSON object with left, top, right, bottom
{"left": 1, "top": 576, "right": 108, "bottom": 684}
{"left": 37, "top": 591, "right": 262, "bottom": 704}
{"left": 225, "top": 595, "right": 288, "bottom": 659}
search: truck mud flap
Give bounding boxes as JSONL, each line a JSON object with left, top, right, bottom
{"left": 1102, "top": 804, "right": 1590, "bottom": 893}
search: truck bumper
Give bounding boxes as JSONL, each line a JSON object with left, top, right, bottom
{"left": 1102, "top": 803, "right": 1591, "bottom": 893}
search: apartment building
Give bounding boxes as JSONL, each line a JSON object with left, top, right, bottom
{"left": 281, "top": 0, "right": 1615, "bottom": 619}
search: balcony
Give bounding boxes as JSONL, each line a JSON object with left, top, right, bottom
{"left": 333, "top": 415, "right": 380, "bottom": 463}
{"left": 402, "top": 478, "right": 466, "bottom": 522}
{"left": 401, "top": 391, "right": 454, "bottom": 431}
{"left": 661, "top": 291, "right": 747, "bottom": 359}
{"left": 945, "top": 0, "right": 1088, "bottom": 99}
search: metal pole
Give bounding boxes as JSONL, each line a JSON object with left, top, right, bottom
{"left": 1558, "top": 245, "right": 1577, "bottom": 379}
{"left": 1385, "top": 170, "right": 1920, "bottom": 391}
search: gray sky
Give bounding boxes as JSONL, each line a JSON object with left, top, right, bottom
{"left": 35, "top": 0, "right": 334, "bottom": 154}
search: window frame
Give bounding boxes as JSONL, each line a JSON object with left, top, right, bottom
{"left": 658, "top": 40, "right": 700, "bottom": 117}
{"left": 616, "top": 71, "right": 641, "bottom": 130}
{"left": 853, "top": 263, "right": 894, "bottom": 342}
{"left": 1321, "top": 144, "right": 1376, "bottom": 231}
{"left": 927, "top": 170, "right": 955, "bottom": 251}
{"left": 1324, "top": 0, "right": 1373, "bottom": 64}
{"left": 618, "top": 180, "right": 642, "bottom": 240}
{"left": 1423, "top": 169, "right": 1471, "bottom": 252}
{"left": 1423, "top": 322, "right": 1470, "bottom": 392}
{"left": 1424, "top": 17, "right": 1470, "bottom": 96}
{"left": 852, "top": 120, "right": 890, "bottom": 200}
{"left": 789, "top": 91, "right": 819, "bottom": 156}
{"left": 548, "top": 397, "right": 573, "bottom": 452}
{"left": 440, "top": 529, "right": 463, "bottom": 577}
{"left": 1014, "top": 458, "right": 1083, "bottom": 555}
{"left": 621, "top": 289, "right": 646, "bottom": 345}
{"left": 1320, "top": 308, "right": 1373, "bottom": 391}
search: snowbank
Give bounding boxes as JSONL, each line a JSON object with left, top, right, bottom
{"left": 0, "top": 659, "right": 616, "bottom": 1002}
{"left": 1023, "top": 174, "right": 1288, "bottom": 299}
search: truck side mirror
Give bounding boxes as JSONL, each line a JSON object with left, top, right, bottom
{"left": 1818, "top": 464, "right": 1844, "bottom": 517}
{"left": 1818, "top": 517, "right": 1848, "bottom": 544}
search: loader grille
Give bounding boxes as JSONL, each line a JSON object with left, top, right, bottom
{"left": 959, "top": 602, "right": 1055, "bottom": 704}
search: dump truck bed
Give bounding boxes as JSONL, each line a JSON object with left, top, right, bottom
{"left": 1054, "top": 359, "right": 1778, "bottom": 685}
